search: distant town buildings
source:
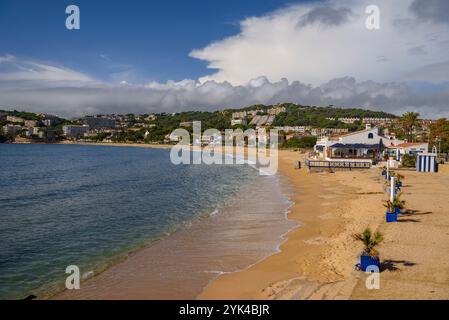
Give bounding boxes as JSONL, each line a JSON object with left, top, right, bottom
{"left": 311, "top": 128, "right": 349, "bottom": 137}
{"left": 6, "top": 116, "right": 24, "bottom": 123}
{"left": 145, "top": 114, "right": 157, "bottom": 121}
{"left": 326, "top": 117, "right": 396, "bottom": 125}
{"left": 62, "top": 125, "right": 89, "bottom": 138}
{"left": 273, "top": 126, "right": 309, "bottom": 134}
{"left": 24, "top": 120, "right": 39, "bottom": 128}
{"left": 3, "top": 124, "right": 23, "bottom": 135}
{"left": 179, "top": 121, "right": 193, "bottom": 128}
{"left": 231, "top": 118, "right": 247, "bottom": 126}
{"left": 82, "top": 116, "right": 116, "bottom": 129}
{"left": 232, "top": 111, "right": 247, "bottom": 119}
{"left": 267, "top": 106, "right": 286, "bottom": 116}
{"left": 42, "top": 119, "right": 58, "bottom": 127}
{"left": 247, "top": 110, "right": 263, "bottom": 117}
{"left": 362, "top": 118, "right": 395, "bottom": 126}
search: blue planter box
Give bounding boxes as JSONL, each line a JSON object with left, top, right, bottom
{"left": 396, "top": 181, "right": 402, "bottom": 188}
{"left": 381, "top": 171, "right": 386, "bottom": 176}
{"left": 394, "top": 207, "right": 403, "bottom": 214}
{"left": 386, "top": 211, "right": 398, "bottom": 222}
{"left": 360, "top": 254, "right": 380, "bottom": 272}
{"left": 387, "top": 175, "right": 391, "bottom": 181}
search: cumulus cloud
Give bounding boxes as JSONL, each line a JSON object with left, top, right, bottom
{"left": 1, "top": 74, "right": 449, "bottom": 119}
{"left": 190, "top": 0, "right": 449, "bottom": 85}
{"left": 409, "top": 0, "right": 449, "bottom": 24}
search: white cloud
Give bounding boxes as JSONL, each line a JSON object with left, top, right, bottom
{"left": 0, "top": 58, "right": 93, "bottom": 83}
{"left": 1, "top": 75, "right": 448, "bottom": 119}
{"left": 0, "top": 54, "right": 15, "bottom": 63}
{"left": 190, "top": 0, "right": 449, "bottom": 85}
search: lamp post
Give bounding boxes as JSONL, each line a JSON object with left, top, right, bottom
{"left": 436, "top": 136, "right": 441, "bottom": 156}
{"left": 390, "top": 176, "right": 396, "bottom": 203}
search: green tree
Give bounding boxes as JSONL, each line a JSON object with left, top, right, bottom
{"left": 429, "top": 118, "right": 449, "bottom": 154}
{"left": 400, "top": 112, "right": 420, "bottom": 142}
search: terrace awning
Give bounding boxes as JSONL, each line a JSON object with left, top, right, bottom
{"left": 330, "top": 143, "right": 383, "bottom": 149}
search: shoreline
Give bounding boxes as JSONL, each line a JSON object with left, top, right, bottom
{"left": 7, "top": 142, "right": 449, "bottom": 299}
{"left": 49, "top": 144, "right": 295, "bottom": 300}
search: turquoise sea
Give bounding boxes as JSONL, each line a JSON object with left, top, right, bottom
{"left": 0, "top": 144, "right": 267, "bottom": 299}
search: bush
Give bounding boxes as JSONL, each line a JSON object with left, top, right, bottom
{"left": 281, "top": 136, "right": 317, "bottom": 149}
{"left": 401, "top": 154, "right": 416, "bottom": 167}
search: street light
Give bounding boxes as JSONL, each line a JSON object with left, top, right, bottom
{"left": 435, "top": 136, "right": 441, "bottom": 156}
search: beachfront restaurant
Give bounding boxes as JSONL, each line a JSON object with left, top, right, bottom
{"left": 326, "top": 142, "right": 384, "bottom": 160}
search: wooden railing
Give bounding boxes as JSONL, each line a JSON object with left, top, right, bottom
{"left": 305, "top": 159, "right": 371, "bottom": 170}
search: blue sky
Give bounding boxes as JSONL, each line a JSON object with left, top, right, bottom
{"left": 0, "top": 0, "right": 307, "bottom": 83}
{"left": 0, "top": 0, "right": 448, "bottom": 118}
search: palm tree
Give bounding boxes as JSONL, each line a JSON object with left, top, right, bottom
{"left": 352, "top": 228, "right": 383, "bottom": 256}
{"left": 400, "top": 112, "right": 420, "bottom": 142}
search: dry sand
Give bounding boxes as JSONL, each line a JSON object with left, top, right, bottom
{"left": 199, "top": 151, "right": 449, "bottom": 300}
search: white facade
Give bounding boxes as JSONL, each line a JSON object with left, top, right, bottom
{"left": 6, "top": 116, "right": 24, "bottom": 123}
{"left": 3, "top": 124, "right": 23, "bottom": 135}
{"left": 314, "top": 126, "right": 404, "bottom": 160}
{"left": 273, "top": 126, "right": 307, "bottom": 133}
{"left": 231, "top": 118, "right": 247, "bottom": 126}
{"left": 387, "top": 142, "right": 429, "bottom": 159}
{"left": 63, "top": 125, "right": 89, "bottom": 138}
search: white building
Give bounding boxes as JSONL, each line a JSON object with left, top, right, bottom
{"left": 273, "top": 126, "right": 307, "bottom": 133}
{"left": 3, "top": 124, "right": 23, "bottom": 135}
{"left": 6, "top": 116, "right": 24, "bottom": 123}
{"left": 338, "top": 117, "right": 360, "bottom": 124}
{"left": 247, "top": 110, "right": 263, "bottom": 117}
{"left": 311, "top": 128, "right": 349, "bottom": 137}
{"left": 62, "top": 125, "right": 89, "bottom": 138}
{"left": 24, "top": 120, "right": 38, "bottom": 127}
{"left": 386, "top": 142, "right": 429, "bottom": 159}
{"left": 232, "top": 111, "right": 247, "bottom": 119}
{"left": 268, "top": 106, "right": 286, "bottom": 115}
{"left": 231, "top": 118, "right": 247, "bottom": 126}
{"left": 25, "top": 127, "right": 42, "bottom": 137}
{"left": 314, "top": 125, "right": 404, "bottom": 161}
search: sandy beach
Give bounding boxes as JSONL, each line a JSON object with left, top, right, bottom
{"left": 48, "top": 143, "right": 449, "bottom": 299}
{"left": 200, "top": 150, "right": 449, "bottom": 300}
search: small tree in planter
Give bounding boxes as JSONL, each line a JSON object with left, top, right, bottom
{"left": 395, "top": 173, "right": 404, "bottom": 189}
{"left": 352, "top": 228, "right": 383, "bottom": 272}
{"left": 381, "top": 166, "right": 387, "bottom": 177}
{"left": 384, "top": 192, "right": 406, "bottom": 222}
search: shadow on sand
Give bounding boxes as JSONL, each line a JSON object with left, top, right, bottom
{"left": 381, "top": 259, "right": 417, "bottom": 272}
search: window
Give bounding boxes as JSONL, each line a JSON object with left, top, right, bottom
{"left": 368, "top": 133, "right": 374, "bottom": 139}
